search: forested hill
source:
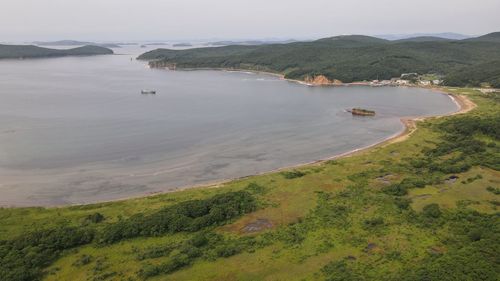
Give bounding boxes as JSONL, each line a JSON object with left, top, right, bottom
{"left": 138, "top": 32, "right": 500, "bottom": 87}
{"left": 0, "top": 44, "right": 113, "bottom": 59}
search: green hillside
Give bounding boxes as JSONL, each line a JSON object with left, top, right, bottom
{"left": 138, "top": 33, "right": 500, "bottom": 87}
{"left": 464, "top": 32, "right": 500, "bottom": 43}
{"left": 444, "top": 60, "right": 500, "bottom": 88}
{"left": 394, "top": 36, "right": 453, "bottom": 42}
{"left": 0, "top": 44, "right": 114, "bottom": 59}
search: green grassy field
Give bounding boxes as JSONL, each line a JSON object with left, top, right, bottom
{"left": 0, "top": 88, "right": 498, "bottom": 281}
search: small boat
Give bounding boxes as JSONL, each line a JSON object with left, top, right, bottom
{"left": 141, "top": 90, "right": 156, "bottom": 95}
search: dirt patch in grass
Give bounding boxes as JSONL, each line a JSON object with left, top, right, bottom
{"left": 241, "top": 218, "right": 273, "bottom": 233}
{"left": 376, "top": 174, "right": 393, "bottom": 185}
{"left": 363, "top": 243, "right": 378, "bottom": 253}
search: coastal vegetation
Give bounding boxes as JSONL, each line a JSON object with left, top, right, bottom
{"left": 138, "top": 32, "right": 500, "bottom": 87}
{"left": 0, "top": 44, "right": 113, "bottom": 59}
{"left": 0, "top": 88, "right": 498, "bottom": 281}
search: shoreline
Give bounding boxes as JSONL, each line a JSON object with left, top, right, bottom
{"left": 172, "top": 92, "right": 474, "bottom": 192}
{"left": 2, "top": 71, "right": 475, "bottom": 208}
{"left": 81, "top": 91, "right": 474, "bottom": 208}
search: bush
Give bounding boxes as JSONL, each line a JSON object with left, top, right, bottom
{"left": 214, "top": 242, "right": 242, "bottom": 257}
{"left": 281, "top": 170, "right": 306, "bottom": 179}
{"left": 486, "top": 186, "right": 500, "bottom": 195}
{"left": 395, "top": 198, "right": 412, "bottom": 210}
{"left": 85, "top": 212, "right": 105, "bottom": 224}
{"left": 422, "top": 203, "right": 442, "bottom": 218}
{"left": 322, "top": 260, "right": 364, "bottom": 281}
{"left": 72, "top": 254, "right": 93, "bottom": 267}
{"left": 245, "top": 182, "right": 267, "bottom": 195}
{"left": 136, "top": 244, "right": 176, "bottom": 261}
{"left": 99, "top": 191, "right": 256, "bottom": 244}
{"left": 467, "top": 228, "right": 485, "bottom": 242}
{"left": 0, "top": 227, "right": 94, "bottom": 281}
{"left": 363, "top": 217, "right": 385, "bottom": 228}
{"left": 383, "top": 184, "right": 408, "bottom": 196}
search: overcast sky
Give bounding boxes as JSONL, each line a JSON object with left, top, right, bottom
{"left": 1, "top": 0, "right": 499, "bottom": 42}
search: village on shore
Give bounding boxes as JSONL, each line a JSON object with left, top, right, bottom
{"left": 368, "top": 73, "right": 441, "bottom": 87}
{"left": 365, "top": 73, "right": 499, "bottom": 93}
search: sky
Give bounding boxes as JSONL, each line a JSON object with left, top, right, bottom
{"left": 1, "top": 0, "right": 499, "bottom": 42}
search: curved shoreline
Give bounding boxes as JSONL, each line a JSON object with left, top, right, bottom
{"left": 1, "top": 68, "right": 475, "bottom": 207}
{"left": 48, "top": 90, "right": 473, "bottom": 208}
{"left": 170, "top": 92, "right": 474, "bottom": 193}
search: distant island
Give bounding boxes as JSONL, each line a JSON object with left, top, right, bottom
{"left": 144, "top": 43, "right": 169, "bottom": 46}
{"left": 172, "top": 43, "right": 193, "bottom": 47}
{"left": 33, "top": 40, "right": 121, "bottom": 48}
{"left": 139, "top": 32, "right": 500, "bottom": 88}
{"left": 0, "top": 44, "right": 114, "bottom": 59}
{"left": 206, "top": 39, "right": 298, "bottom": 46}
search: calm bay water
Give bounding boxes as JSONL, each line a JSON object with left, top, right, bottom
{"left": 0, "top": 46, "right": 458, "bottom": 206}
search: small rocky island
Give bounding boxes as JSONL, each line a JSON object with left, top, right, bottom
{"left": 348, "top": 108, "right": 376, "bottom": 116}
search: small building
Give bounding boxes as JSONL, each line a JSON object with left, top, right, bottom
{"left": 419, "top": 80, "right": 431, "bottom": 86}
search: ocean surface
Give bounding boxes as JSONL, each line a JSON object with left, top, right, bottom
{"left": 0, "top": 46, "right": 458, "bottom": 206}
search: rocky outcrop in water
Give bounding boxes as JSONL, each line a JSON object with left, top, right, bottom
{"left": 349, "top": 108, "right": 376, "bottom": 116}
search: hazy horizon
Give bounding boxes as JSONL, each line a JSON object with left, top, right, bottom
{"left": 1, "top": 0, "right": 499, "bottom": 42}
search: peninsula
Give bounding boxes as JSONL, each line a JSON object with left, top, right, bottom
{"left": 138, "top": 32, "right": 500, "bottom": 88}
{"left": 32, "top": 40, "right": 121, "bottom": 48}
{"left": 0, "top": 44, "right": 114, "bottom": 59}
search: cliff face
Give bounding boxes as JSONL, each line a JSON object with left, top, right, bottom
{"left": 148, "top": 60, "right": 177, "bottom": 69}
{"left": 304, "top": 75, "right": 342, "bottom": 85}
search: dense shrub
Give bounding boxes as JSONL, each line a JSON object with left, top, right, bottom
{"left": 382, "top": 183, "right": 408, "bottom": 196}
{"left": 245, "top": 182, "right": 267, "bottom": 195}
{"left": 422, "top": 204, "right": 442, "bottom": 218}
{"left": 281, "top": 170, "right": 306, "bottom": 179}
{"left": 136, "top": 232, "right": 258, "bottom": 278}
{"left": 85, "top": 212, "right": 105, "bottom": 224}
{"left": 394, "top": 198, "right": 412, "bottom": 210}
{"left": 0, "top": 227, "right": 94, "bottom": 281}
{"left": 392, "top": 209, "right": 500, "bottom": 281}
{"left": 99, "top": 191, "right": 256, "bottom": 244}
{"left": 322, "top": 260, "right": 364, "bottom": 281}
{"left": 486, "top": 186, "right": 500, "bottom": 195}
{"left": 363, "top": 217, "right": 385, "bottom": 229}
{"left": 72, "top": 254, "right": 93, "bottom": 267}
